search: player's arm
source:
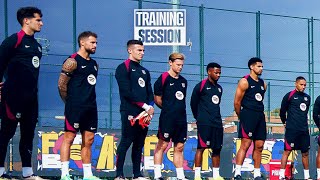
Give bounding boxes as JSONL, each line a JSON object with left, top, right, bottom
{"left": 279, "top": 93, "right": 290, "bottom": 125}
{"left": 313, "top": 96, "right": 320, "bottom": 128}
{"left": 146, "top": 70, "right": 154, "bottom": 115}
{"left": 0, "top": 35, "right": 16, "bottom": 81}
{"left": 115, "top": 64, "right": 152, "bottom": 112}
{"left": 234, "top": 78, "right": 248, "bottom": 118}
{"left": 190, "top": 83, "right": 200, "bottom": 119}
{"left": 153, "top": 75, "right": 163, "bottom": 109}
{"left": 154, "top": 95, "right": 162, "bottom": 109}
{"left": 58, "top": 58, "right": 77, "bottom": 103}
{"left": 0, "top": 35, "right": 17, "bottom": 102}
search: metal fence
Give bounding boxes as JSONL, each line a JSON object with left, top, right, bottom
{"left": 1, "top": 0, "right": 320, "bottom": 132}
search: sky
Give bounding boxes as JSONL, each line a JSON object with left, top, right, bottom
{"left": 0, "top": 0, "right": 320, "bottom": 129}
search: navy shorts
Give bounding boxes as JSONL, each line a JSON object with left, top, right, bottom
{"left": 157, "top": 120, "right": 187, "bottom": 143}
{"left": 284, "top": 129, "right": 310, "bottom": 153}
{"left": 197, "top": 125, "right": 223, "bottom": 150}
{"left": 64, "top": 105, "right": 98, "bottom": 133}
{"left": 238, "top": 108, "right": 266, "bottom": 140}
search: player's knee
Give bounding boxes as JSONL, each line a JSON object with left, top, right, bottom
{"left": 301, "top": 151, "right": 309, "bottom": 157}
{"left": 63, "top": 132, "right": 76, "bottom": 143}
{"left": 240, "top": 142, "right": 251, "bottom": 151}
{"left": 85, "top": 137, "right": 94, "bottom": 146}
{"left": 157, "top": 140, "right": 169, "bottom": 151}
{"left": 174, "top": 143, "right": 184, "bottom": 152}
{"left": 254, "top": 145, "right": 263, "bottom": 152}
{"left": 211, "top": 148, "right": 221, "bottom": 156}
{"left": 196, "top": 147, "right": 205, "bottom": 152}
{"left": 0, "top": 128, "right": 15, "bottom": 140}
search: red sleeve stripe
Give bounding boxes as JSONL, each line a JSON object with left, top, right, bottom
{"left": 14, "top": 30, "right": 25, "bottom": 48}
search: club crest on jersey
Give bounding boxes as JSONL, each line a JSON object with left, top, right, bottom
{"left": 304, "top": 97, "right": 308, "bottom": 101}
{"left": 181, "top": 83, "right": 185, "bottom": 88}
{"left": 74, "top": 123, "right": 79, "bottom": 129}
{"left": 290, "top": 143, "right": 294, "bottom": 147}
{"left": 38, "top": 46, "right": 42, "bottom": 52}
{"left": 212, "top": 95, "right": 220, "bottom": 104}
{"left": 175, "top": 91, "right": 184, "bottom": 100}
{"left": 128, "top": 115, "right": 134, "bottom": 120}
{"left": 261, "top": 86, "right": 264, "bottom": 90}
{"left": 87, "top": 74, "right": 97, "bottom": 85}
{"left": 16, "top": 113, "right": 21, "bottom": 119}
{"left": 142, "top": 70, "right": 146, "bottom": 74}
{"left": 206, "top": 141, "right": 210, "bottom": 145}
{"left": 248, "top": 132, "right": 252, "bottom": 137}
{"left": 218, "top": 88, "right": 221, "bottom": 92}
{"left": 300, "top": 103, "right": 307, "bottom": 111}
{"left": 32, "top": 56, "right": 40, "bottom": 68}
{"left": 164, "top": 133, "right": 169, "bottom": 138}
{"left": 94, "top": 66, "right": 98, "bottom": 71}
{"left": 138, "top": 77, "right": 145, "bottom": 87}
{"left": 255, "top": 93, "right": 263, "bottom": 101}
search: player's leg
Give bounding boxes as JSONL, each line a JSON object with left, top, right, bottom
{"left": 279, "top": 130, "right": 294, "bottom": 179}
{"left": 81, "top": 107, "right": 100, "bottom": 180}
{"left": 115, "top": 111, "right": 134, "bottom": 178}
{"left": 211, "top": 127, "right": 223, "bottom": 180}
{"left": 60, "top": 105, "right": 79, "bottom": 179}
{"left": 252, "top": 113, "right": 266, "bottom": 179}
{"left": 194, "top": 125, "right": 211, "bottom": 180}
{"left": 0, "top": 101, "right": 18, "bottom": 178}
{"left": 234, "top": 109, "right": 254, "bottom": 179}
{"left": 154, "top": 119, "right": 173, "bottom": 179}
{"left": 173, "top": 123, "right": 187, "bottom": 180}
{"left": 131, "top": 125, "right": 148, "bottom": 179}
{"left": 300, "top": 131, "right": 311, "bottom": 180}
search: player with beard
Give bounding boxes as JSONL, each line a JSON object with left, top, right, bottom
{"left": 280, "top": 76, "right": 311, "bottom": 180}
{"left": 233, "top": 57, "right": 267, "bottom": 180}
{"left": 58, "top": 31, "right": 101, "bottom": 180}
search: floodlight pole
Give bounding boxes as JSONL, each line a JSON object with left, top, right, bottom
{"left": 73, "top": 0, "right": 77, "bottom": 52}
{"left": 172, "top": 0, "right": 180, "bottom": 53}
{"left": 199, "top": 4, "right": 204, "bottom": 80}
{"left": 308, "top": 17, "right": 314, "bottom": 133}
{"left": 4, "top": 0, "right": 8, "bottom": 38}
{"left": 256, "top": 11, "right": 261, "bottom": 58}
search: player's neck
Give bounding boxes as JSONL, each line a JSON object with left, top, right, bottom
{"left": 249, "top": 72, "right": 259, "bottom": 81}
{"left": 295, "top": 88, "right": 303, "bottom": 93}
{"left": 77, "top": 50, "right": 90, "bottom": 60}
{"left": 168, "top": 69, "right": 179, "bottom": 78}
{"left": 129, "top": 59, "right": 140, "bottom": 63}
{"left": 208, "top": 77, "right": 216, "bottom": 85}
{"left": 21, "top": 27, "right": 35, "bottom": 36}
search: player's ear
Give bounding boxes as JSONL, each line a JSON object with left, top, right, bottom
{"left": 24, "top": 18, "right": 29, "bottom": 25}
{"left": 249, "top": 64, "right": 253, "bottom": 70}
{"left": 127, "top": 47, "right": 132, "bottom": 54}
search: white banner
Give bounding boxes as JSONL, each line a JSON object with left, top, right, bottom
{"left": 134, "top": 9, "right": 187, "bottom": 46}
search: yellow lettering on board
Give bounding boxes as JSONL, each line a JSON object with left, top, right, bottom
{"left": 42, "top": 133, "right": 58, "bottom": 154}
{"left": 97, "top": 135, "right": 114, "bottom": 169}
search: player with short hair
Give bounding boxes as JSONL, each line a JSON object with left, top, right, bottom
{"left": 191, "top": 62, "right": 224, "bottom": 180}
{"left": 233, "top": 57, "right": 267, "bottom": 180}
{"left": 279, "top": 76, "right": 311, "bottom": 180}
{"left": 153, "top": 53, "right": 188, "bottom": 180}
{"left": 0, "top": 6, "right": 46, "bottom": 180}
{"left": 115, "top": 40, "right": 154, "bottom": 180}
{"left": 58, "top": 31, "right": 101, "bottom": 180}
